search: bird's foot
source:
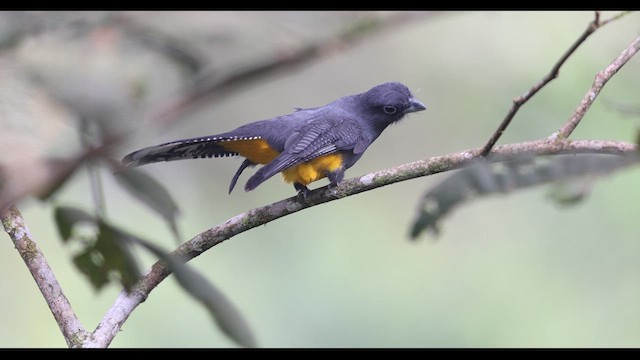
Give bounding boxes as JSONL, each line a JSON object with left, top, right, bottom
{"left": 294, "top": 183, "right": 310, "bottom": 200}
{"left": 327, "top": 181, "right": 341, "bottom": 191}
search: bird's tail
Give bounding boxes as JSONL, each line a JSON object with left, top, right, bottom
{"left": 122, "top": 135, "right": 240, "bottom": 168}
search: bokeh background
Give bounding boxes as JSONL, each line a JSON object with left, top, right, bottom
{"left": 1, "top": 11, "right": 640, "bottom": 348}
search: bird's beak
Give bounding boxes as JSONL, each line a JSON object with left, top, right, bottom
{"left": 405, "top": 98, "right": 427, "bottom": 114}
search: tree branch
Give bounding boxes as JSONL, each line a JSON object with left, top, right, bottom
{"left": 480, "top": 11, "right": 627, "bottom": 156}
{"left": 0, "top": 138, "right": 119, "bottom": 212}
{"left": 145, "top": 11, "right": 433, "bottom": 127}
{"left": 5, "top": 12, "right": 636, "bottom": 348}
{"left": 89, "top": 138, "right": 637, "bottom": 347}
{"left": 1, "top": 204, "right": 88, "bottom": 347}
{"left": 551, "top": 33, "right": 640, "bottom": 140}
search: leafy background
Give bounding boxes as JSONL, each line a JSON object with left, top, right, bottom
{"left": 1, "top": 11, "right": 639, "bottom": 347}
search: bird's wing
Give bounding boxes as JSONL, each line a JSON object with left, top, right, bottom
{"left": 244, "top": 114, "right": 367, "bottom": 191}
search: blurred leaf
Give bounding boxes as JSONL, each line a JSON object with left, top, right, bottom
{"left": 54, "top": 202, "right": 255, "bottom": 346}
{"left": 546, "top": 181, "right": 593, "bottom": 206}
{"left": 54, "top": 205, "right": 95, "bottom": 242}
{"left": 410, "top": 153, "right": 640, "bottom": 239}
{"left": 129, "top": 236, "right": 257, "bottom": 348}
{"left": 115, "top": 167, "right": 181, "bottom": 241}
{"left": 73, "top": 246, "right": 110, "bottom": 290}
{"left": 54, "top": 205, "right": 141, "bottom": 292}
{"left": 93, "top": 221, "right": 142, "bottom": 292}
{"left": 603, "top": 99, "right": 640, "bottom": 118}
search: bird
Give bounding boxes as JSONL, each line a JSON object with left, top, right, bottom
{"left": 122, "top": 82, "right": 426, "bottom": 197}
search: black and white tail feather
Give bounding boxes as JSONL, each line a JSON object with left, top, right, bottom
{"left": 122, "top": 135, "right": 262, "bottom": 168}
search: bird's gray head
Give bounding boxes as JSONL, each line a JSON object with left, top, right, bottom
{"left": 359, "top": 82, "right": 426, "bottom": 128}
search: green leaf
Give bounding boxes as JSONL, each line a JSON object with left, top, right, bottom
{"left": 53, "top": 205, "right": 95, "bottom": 242}
{"left": 94, "top": 222, "right": 142, "bottom": 292}
{"left": 115, "top": 168, "right": 181, "bottom": 241}
{"left": 129, "top": 236, "right": 257, "bottom": 348}
{"left": 54, "top": 205, "right": 141, "bottom": 292}
{"left": 73, "top": 247, "right": 110, "bottom": 290}
{"left": 54, "top": 203, "right": 255, "bottom": 346}
{"left": 410, "top": 153, "right": 640, "bottom": 239}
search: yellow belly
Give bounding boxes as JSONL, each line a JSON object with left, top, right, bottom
{"left": 220, "top": 139, "right": 343, "bottom": 185}
{"left": 282, "top": 153, "right": 343, "bottom": 185}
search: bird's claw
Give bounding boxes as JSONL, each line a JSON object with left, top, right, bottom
{"left": 294, "top": 183, "right": 310, "bottom": 200}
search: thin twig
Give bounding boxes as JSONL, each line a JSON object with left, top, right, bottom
{"left": 0, "top": 136, "right": 121, "bottom": 212}
{"left": 599, "top": 11, "right": 633, "bottom": 27}
{"left": 551, "top": 34, "right": 640, "bottom": 140}
{"left": 1, "top": 205, "right": 88, "bottom": 347}
{"left": 87, "top": 138, "right": 637, "bottom": 347}
{"left": 111, "top": 13, "right": 207, "bottom": 77}
{"left": 479, "top": 11, "right": 623, "bottom": 157}
{"left": 79, "top": 119, "right": 107, "bottom": 218}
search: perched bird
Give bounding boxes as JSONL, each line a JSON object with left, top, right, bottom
{"left": 122, "top": 82, "right": 426, "bottom": 196}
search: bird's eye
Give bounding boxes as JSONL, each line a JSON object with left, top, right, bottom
{"left": 383, "top": 105, "right": 398, "bottom": 114}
